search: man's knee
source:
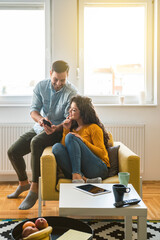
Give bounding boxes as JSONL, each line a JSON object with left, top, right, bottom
{"left": 30, "top": 135, "right": 40, "bottom": 149}
{"left": 7, "top": 146, "right": 13, "bottom": 159}
{"left": 7, "top": 145, "right": 17, "bottom": 161}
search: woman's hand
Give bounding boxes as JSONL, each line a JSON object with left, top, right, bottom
{"left": 63, "top": 117, "right": 72, "bottom": 129}
{"left": 69, "top": 132, "right": 83, "bottom": 141}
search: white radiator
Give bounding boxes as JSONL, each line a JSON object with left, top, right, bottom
{"left": 0, "top": 123, "right": 33, "bottom": 176}
{"left": 105, "top": 123, "right": 145, "bottom": 173}
{"left": 0, "top": 123, "right": 145, "bottom": 176}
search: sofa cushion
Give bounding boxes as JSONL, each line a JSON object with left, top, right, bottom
{"left": 107, "top": 131, "right": 114, "bottom": 147}
{"left": 56, "top": 178, "right": 72, "bottom": 191}
{"left": 107, "top": 145, "right": 120, "bottom": 177}
{"left": 102, "top": 175, "right": 119, "bottom": 183}
{"left": 57, "top": 165, "right": 65, "bottom": 179}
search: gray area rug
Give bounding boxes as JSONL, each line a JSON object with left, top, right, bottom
{"left": 0, "top": 219, "right": 160, "bottom": 240}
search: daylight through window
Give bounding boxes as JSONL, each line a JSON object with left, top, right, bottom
{"left": 0, "top": 7, "right": 45, "bottom": 96}
{"left": 84, "top": 6, "right": 145, "bottom": 96}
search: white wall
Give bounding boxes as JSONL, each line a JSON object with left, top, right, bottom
{"left": 0, "top": 0, "right": 159, "bottom": 181}
{"left": 51, "top": 0, "right": 78, "bottom": 86}
{"left": 51, "top": 0, "right": 160, "bottom": 181}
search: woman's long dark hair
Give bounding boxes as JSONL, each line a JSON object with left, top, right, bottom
{"left": 70, "top": 95, "right": 109, "bottom": 148}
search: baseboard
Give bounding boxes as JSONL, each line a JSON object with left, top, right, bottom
{"left": 0, "top": 173, "right": 32, "bottom": 182}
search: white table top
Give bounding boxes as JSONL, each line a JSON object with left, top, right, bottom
{"left": 59, "top": 183, "right": 147, "bottom": 217}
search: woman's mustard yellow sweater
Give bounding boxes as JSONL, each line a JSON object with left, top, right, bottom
{"left": 61, "top": 123, "right": 110, "bottom": 167}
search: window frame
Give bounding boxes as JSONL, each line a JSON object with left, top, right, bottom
{"left": 78, "top": 0, "right": 156, "bottom": 105}
{"left": 0, "top": 0, "right": 51, "bottom": 105}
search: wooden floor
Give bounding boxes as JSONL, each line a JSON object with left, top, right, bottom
{"left": 0, "top": 181, "right": 160, "bottom": 220}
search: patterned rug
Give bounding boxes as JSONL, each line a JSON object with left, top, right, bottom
{"left": 0, "top": 219, "right": 160, "bottom": 240}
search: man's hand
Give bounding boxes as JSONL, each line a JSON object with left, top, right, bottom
{"left": 30, "top": 111, "right": 44, "bottom": 126}
{"left": 43, "top": 124, "right": 57, "bottom": 135}
{"left": 38, "top": 118, "right": 45, "bottom": 126}
{"left": 38, "top": 117, "right": 51, "bottom": 127}
{"left": 39, "top": 117, "right": 54, "bottom": 135}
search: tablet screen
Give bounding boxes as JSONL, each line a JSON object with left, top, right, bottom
{"left": 75, "top": 184, "right": 111, "bottom": 196}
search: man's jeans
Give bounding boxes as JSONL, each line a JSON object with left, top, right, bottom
{"left": 7, "top": 128, "right": 62, "bottom": 182}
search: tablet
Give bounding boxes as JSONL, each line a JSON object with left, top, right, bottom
{"left": 75, "top": 184, "right": 111, "bottom": 196}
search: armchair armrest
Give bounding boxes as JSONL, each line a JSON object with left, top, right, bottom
{"left": 40, "top": 146, "right": 59, "bottom": 200}
{"left": 114, "top": 141, "right": 140, "bottom": 194}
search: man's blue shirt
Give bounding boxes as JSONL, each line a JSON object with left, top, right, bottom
{"left": 30, "top": 79, "right": 77, "bottom": 134}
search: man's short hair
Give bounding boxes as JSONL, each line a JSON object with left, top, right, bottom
{"left": 51, "top": 60, "right": 69, "bottom": 73}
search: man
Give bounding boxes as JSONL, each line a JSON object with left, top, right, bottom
{"left": 7, "top": 60, "right": 77, "bottom": 209}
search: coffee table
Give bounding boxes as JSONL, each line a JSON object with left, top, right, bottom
{"left": 59, "top": 183, "right": 147, "bottom": 240}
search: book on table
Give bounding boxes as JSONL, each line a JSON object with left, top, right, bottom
{"left": 57, "top": 229, "right": 92, "bottom": 240}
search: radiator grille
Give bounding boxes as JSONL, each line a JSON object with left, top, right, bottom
{"left": 0, "top": 123, "right": 33, "bottom": 174}
{"left": 105, "top": 123, "right": 145, "bottom": 173}
{"left": 0, "top": 123, "right": 145, "bottom": 175}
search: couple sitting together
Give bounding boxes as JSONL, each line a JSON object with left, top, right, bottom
{"left": 7, "top": 60, "right": 110, "bottom": 210}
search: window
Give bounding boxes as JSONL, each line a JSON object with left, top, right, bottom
{"left": 79, "top": 0, "right": 155, "bottom": 104}
{"left": 0, "top": 0, "right": 51, "bottom": 104}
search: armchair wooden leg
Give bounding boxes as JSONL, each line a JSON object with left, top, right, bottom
{"left": 38, "top": 176, "right": 42, "bottom": 217}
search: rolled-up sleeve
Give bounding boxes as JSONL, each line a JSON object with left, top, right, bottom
{"left": 30, "top": 84, "right": 43, "bottom": 114}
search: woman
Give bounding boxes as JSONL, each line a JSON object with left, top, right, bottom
{"left": 52, "top": 95, "right": 110, "bottom": 183}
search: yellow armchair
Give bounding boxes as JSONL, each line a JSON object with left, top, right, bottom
{"left": 38, "top": 141, "right": 140, "bottom": 216}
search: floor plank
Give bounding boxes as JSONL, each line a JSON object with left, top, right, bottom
{"left": 0, "top": 181, "right": 159, "bottom": 220}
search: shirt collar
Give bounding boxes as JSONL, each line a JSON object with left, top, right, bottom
{"left": 50, "top": 79, "right": 67, "bottom": 93}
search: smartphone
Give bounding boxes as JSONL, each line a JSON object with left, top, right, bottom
{"left": 75, "top": 184, "right": 111, "bottom": 196}
{"left": 43, "top": 119, "right": 51, "bottom": 127}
